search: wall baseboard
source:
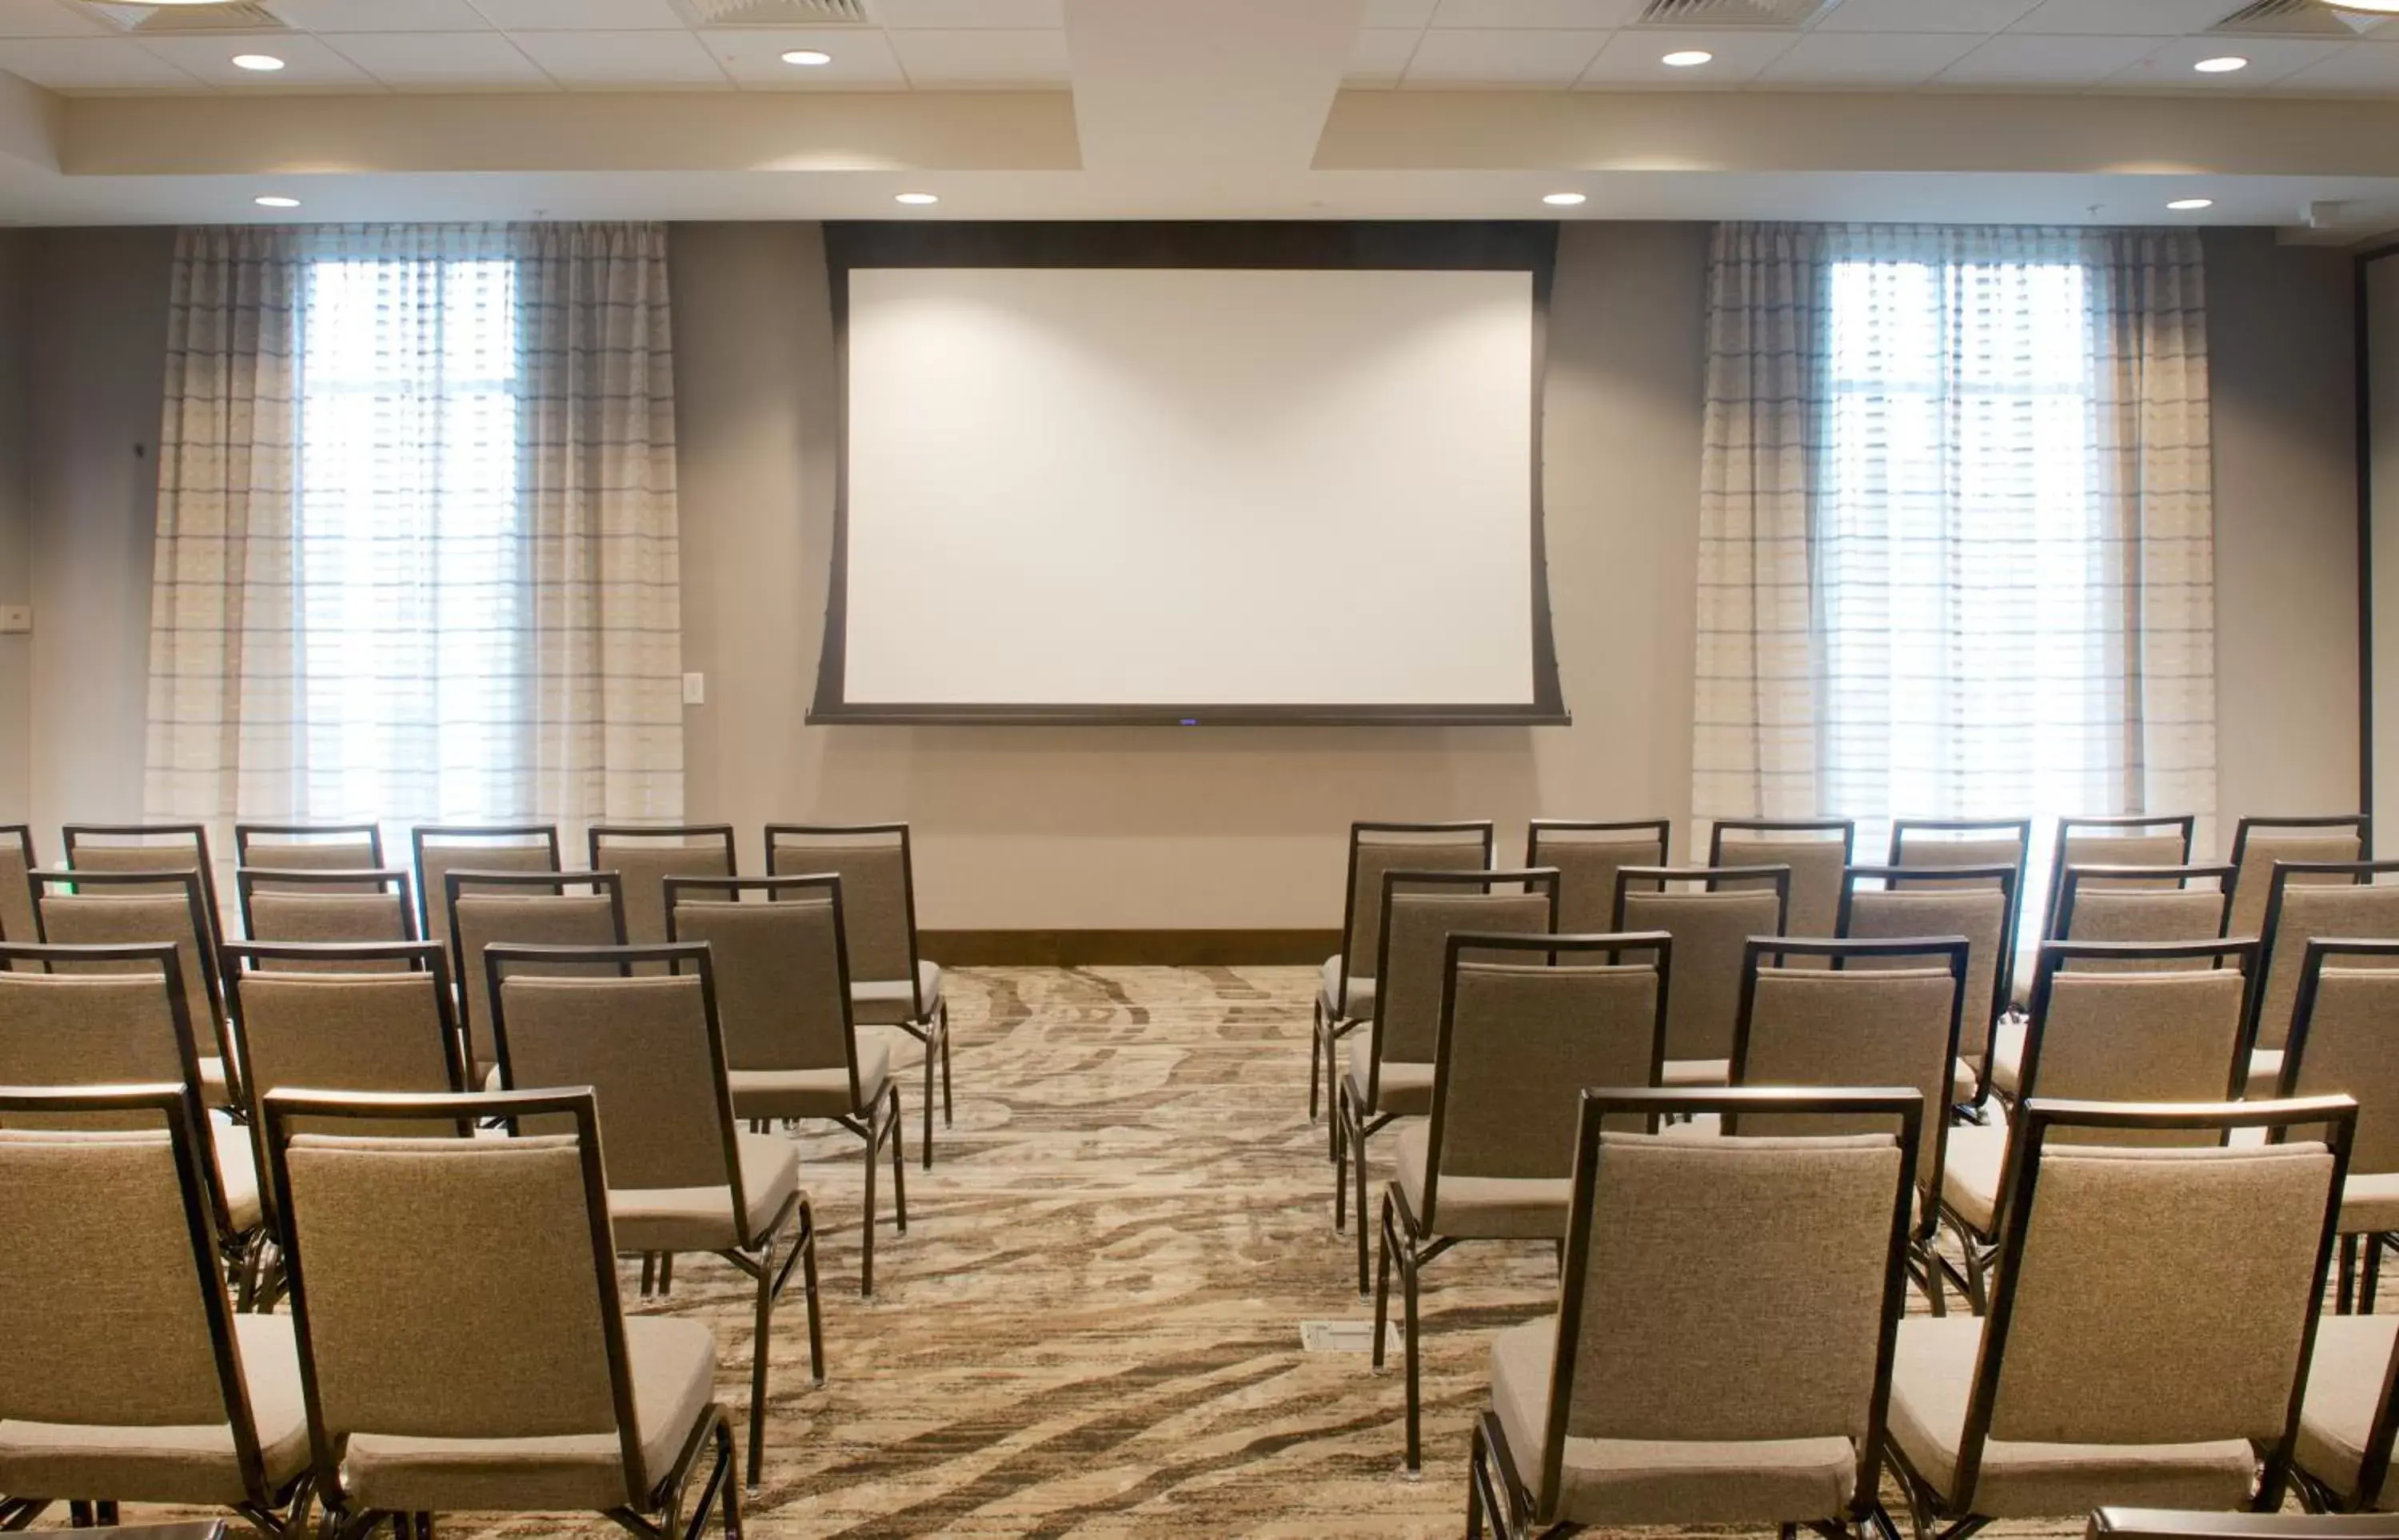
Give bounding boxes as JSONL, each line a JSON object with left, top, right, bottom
{"left": 921, "top": 929, "right": 1339, "bottom": 967}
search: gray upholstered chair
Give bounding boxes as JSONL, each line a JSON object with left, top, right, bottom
{"left": 1612, "top": 864, "right": 1790, "bottom": 1087}
{"left": 1710, "top": 818, "right": 1855, "bottom": 948}
{"left": 444, "top": 869, "right": 626, "bottom": 1087}
{"left": 0, "top": 1085, "right": 312, "bottom": 1536}
{"left": 235, "top": 868, "right": 417, "bottom": 954}
{"left": 2040, "top": 814, "right": 2198, "bottom": 940}
{"left": 766, "top": 823, "right": 948, "bottom": 1167}
{"left": 63, "top": 823, "right": 226, "bottom": 962}
{"left": 668, "top": 873, "right": 907, "bottom": 1296}
{"left": 1467, "top": 1087, "right": 1920, "bottom": 1539}
{"left": 0, "top": 824, "right": 35, "bottom": 949}
{"left": 234, "top": 823, "right": 385, "bottom": 883}
{"left": 485, "top": 944, "right": 822, "bottom": 1489}
{"left": 1887, "top": 1096, "right": 2353, "bottom": 1535}
{"left": 2094, "top": 1516, "right": 2399, "bottom": 1538}
{"left": 2295, "top": 1253, "right": 2399, "bottom": 1514}
{"left": 409, "top": 824, "right": 561, "bottom": 952}
{"left": 1732, "top": 936, "right": 1971, "bottom": 1315}
{"left": 1312, "top": 820, "right": 1495, "bottom": 1125}
{"left": 2281, "top": 940, "right": 2399, "bottom": 1317}
{"left": 2249, "top": 864, "right": 2399, "bottom": 1100}
{"left": 1890, "top": 818, "right": 2033, "bottom": 1007}
{"left": 1939, "top": 937, "right": 2260, "bottom": 1313}
{"left": 2227, "top": 816, "right": 2369, "bottom": 951}
{"left": 261, "top": 1086, "right": 745, "bottom": 1532}
{"left": 32, "top": 868, "right": 234, "bottom": 1107}
{"left": 1841, "top": 864, "right": 2018, "bottom": 1111}
{"left": 589, "top": 824, "right": 737, "bottom": 951}
{"left": 222, "top": 943, "right": 468, "bottom": 1134}
{"left": 1373, "top": 931, "right": 1671, "bottom": 1474}
{"left": 1524, "top": 818, "right": 1669, "bottom": 938}
{"left": 1336, "top": 866, "right": 1557, "bottom": 1298}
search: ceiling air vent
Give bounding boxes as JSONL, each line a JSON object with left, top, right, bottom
{"left": 2209, "top": 0, "right": 2383, "bottom": 35}
{"left": 672, "top": 0, "right": 871, "bottom": 23}
{"left": 1635, "top": 0, "right": 1835, "bottom": 25}
{"left": 81, "top": 2, "right": 289, "bottom": 32}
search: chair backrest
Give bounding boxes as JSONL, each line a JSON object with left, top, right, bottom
{"left": 2017, "top": 940, "right": 2260, "bottom": 1146}
{"left": 446, "top": 872, "right": 626, "bottom": 1073}
{"left": 1337, "top": 822, "right": 1495, "bottom": 997}
{"left": 263, "top": 1087, "right": 648, "bottom": 1512}
{"left": 1710, "top": 819, "right": 1855, "bottom": 942}
{"left": 2228, "top": 816, "right": 2369, "bottom": 944}
{"left": 0, "top": 1086, "right": 270, "bottom": 1502}
{"left": 2043, "top": 815, "right": 2197, "bottom": 938}
{"left": 237, "top": 868, "right": 417, "bottom": 957}
{"left": 1613, "top": 865, "right": 1790, "bottom": 1064}
{"left": 0, "top": 942, "right": 206, "bottom": 1127}
{"left": 1364, "top": 868, "right": 1558, "bottom": 1105}
{"left": 0, "top": 824, "right": 35, "bottom": 949}
{"left": 1888, "top": 818, "right": 2032, "bottom": 975}
{"left": 764, "top": 824, "right": 920, "bottom": 992}
{"left": 235, "top": 824, "right": 386, "bottom": 892}
{"left": 1731, "top": 936, "right": 1968, "bottom": 1230}
{"left": 489, "top": 944, "right": 745, "bottom": 1214}
{"left": 1532, "top": 1087, "right": 1919, "bottom": 1527}
{"left": 1959, "top": 1097, "right": 2352, "bottom": 1515}
{"left": 665, "top": 875, "right": 861, "bottom": 1104}
{"left": 2252, "top": 863, "right": 2399, "bottom": 1054}
{"left": 410, "top": 825, "right": 561, "bottom": 949}
{"left": 2287, "top": 940, "right": 2399, "bottom": 1179}
{"left": 2053, "top": 864, "right": 2233, "bottom": 958}
{"left": 1838, "top": 864, "right": 2016, "bottom": 1063}
{"left": 1525, "top": 820, "right": 1670, "bottom": 936}
{"left": 223, "top": 943, "right": 466, "bottom": 1140}
{"left": 32, "top": 868, "right": 226, "bottom": 1037}
{"left": 588, "top": 825, "right": 737, "bottom": 950}
{"left": 1418, "top": 932, "right": 1669, "bottom": 1230}
{"left": 63, "top": 823, "right": 224, "bottom": 948}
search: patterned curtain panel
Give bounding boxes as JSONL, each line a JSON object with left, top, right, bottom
{"left": 143, "top": 221, "right": 683, "bottom": 842}
{"left": 1691, "top": 222, "right": 2218, "bottom": 865}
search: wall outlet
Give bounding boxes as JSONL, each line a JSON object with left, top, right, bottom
{"left": 682, "top": 672, "right": 705, "bottom": 706}
{"left": 0, "top": 604, "right": 29, "bottom": 634}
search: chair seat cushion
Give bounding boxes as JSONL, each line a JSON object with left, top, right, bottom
{"left": 1343, "top": 1039, "right": 1431, "bottom": 1117}
{"left": 2248, "top": 1048, "right": 2285, "bottom": 1100}
{"left": 2341, "top": 1173, "right": 2399, "bottom": 1235}
{"left": 1940, "top": 1124, "right": 2008, "bottom": 1236}
{"left": 1395, "top": 1122, "right": 1570, "bottom": 1241}
{"left": 1661, "top": 1058, "right": 1730, "bottom": 1087}
{"left": 1488, "top": 1319, "right": 1859, "bottom": 1526}
{"left": 0, "top": 1311, "right": 309, "bottom": 1506}
{"left": 609, "top": 1133, "right": 802, "bottom": 1253}
{"left": 212, "top": 1112, "right": 261, "bottom": 1233}
{"left": 1990, "top": 1018, "right": 2027, "bottom": 1099}
{"left": 1887, "top": 1316, "right": 2257, "bottom": 1518}
{"left": 2297, "top": 1314, "right": 2399, "bottom": 1506}
{"left": 850, "top": 960, "right": 941, "bottom": 1026}
{"left": 1319, "top": 956, "right": 1375, "bottom": 1023}
{"left": 199, "top": 1054, "right": 230, "bottom": 1107}
{"left": 728, "top": 1038, "right": 891, "bottom": 1122}
{"left": 1954, "top": 1056, "right": 1979, "bottom": 1108}
{"left": 342, "top": 1315, "right": 718, "bottom": 1513}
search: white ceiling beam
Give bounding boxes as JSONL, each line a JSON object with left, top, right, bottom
{"left": 1063, "top": 0, "right": 1364, "bottom": 174}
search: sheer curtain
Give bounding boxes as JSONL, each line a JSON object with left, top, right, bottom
{"left": 144, "top": 222, "right": 683, "bottom": 843}
{"left": 1693, "top": 222, "right": 2217, "bottom": 880}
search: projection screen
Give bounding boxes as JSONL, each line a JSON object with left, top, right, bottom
{"left": 809, "top": 223, "right": 1567, "bottom": 726}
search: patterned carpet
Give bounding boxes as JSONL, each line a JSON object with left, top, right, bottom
{"left": 78, "top": 967, "right": 2112, "bottom": 1537}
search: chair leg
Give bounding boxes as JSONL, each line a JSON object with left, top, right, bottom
{"left": 2365, "top": 1233, "right": 2389, "bottom": 1315}
{"left": 1308, "top": 999, "right": 1323, "bottom": 1122}
{"left": 1371, "top": 1190, "right": 1394, "bottom": 1378}
{"left": 797, "top": 1201, "right": 826, "bottom": 1386}
{"left": 888, "top": 1083, "right": 908, "bottom": 1235}
{"left": 1326, "top": 1030, "right": 1343, "bottom": 1163}
{"left": 939, "top": 1000, "right": 953, "bottom": 1128}
{"left": 1401, "top": 1229, "right": 1422, "bottom": 1477}
{"left": 660, "top": 1252, "right": 674, "bottom": 1295}
{"left": 717, "top": 1413, "right": 743, "bottom": 1539}
{"left": 860, "top": 1113, "right": 880, "bottom": 1299}
{"left": 641, "top": 1253, "right": 657, "bottom": 1297}
{"left": 1466, "top": 1419, "right": 1487, "bottom": 1538}
{"left": 2341, "top": 1232, "right": 2361, "bottom": 1315}
{"left": 1333, "top": 1083, "right": 1351, "bottom": 1234}
{"left": 1354, "top": 1117, "right": 1373, "bottom": 1299}
{"left": 921, "top": 1023, "right": 937, "bottom": 1171}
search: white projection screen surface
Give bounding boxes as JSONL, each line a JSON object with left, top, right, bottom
{"left": 812, "top": 228, "right": 1566, "bottom": 726}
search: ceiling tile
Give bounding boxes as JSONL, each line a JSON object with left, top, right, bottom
{"left": 0, "top": 35, "right": 203, "bottom": 88}
{"left": 2267, "top": 39, "right": 2399, "bottom": 94}
{"left": 1577, "top": 26, "right": 1793, "bottom": 86}
{"left": 888, "top": 27, "right": 1068, "bottom": 85}
{"left": 2109, "top": 34, "right": 2348, "bottom": 88}
{"left": 870, "top": 0, "right": 1063, "bottom": 26}
{"left": 1346, "top": 27, "right": 1421, "bottom": 85}
{"left": 1934, "top": 32, "right": 2160, "bottom": 86}
{"left": 138, "top": 32, "right": 381, "bottom": 87}
{"left": 0, "top": 1, "right": 106, "bottom": 39}
{"left": 326, "top": 30, "right": 551, "bottom": 86}
{"left": 1402, "top": 27, "right": 1605, "bottom": 84}
{"left": 509, "top": 27, "right": 731, "bottom": 85}
{"left": 262, "top": 0, "right": 495, "bottom": 30}
{"left": 707, "top": 26, "right": 905, "bottom": 86}
{"left": 1812, "top": 0, "right": 2040, "bottom": 31}
{"left": 1430, "top": 0, "right": 1643, "bottom": 25}
{"left": 2005, "top": 0, "right": 2238, "bottom": 38}
{"left": 1359, "top": 0, "right": 1438, "bottom": 22}
{"left": 469, "top": 0, "right": 685, "bottom": 28}
{"left": 1760, "top": 30, "right": 1981, "bottom": 84}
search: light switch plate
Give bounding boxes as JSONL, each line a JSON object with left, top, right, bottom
{"left": 682, "top": 672, "right": 705, "bottom": 706}
{"left": 0, "top": 604, "right": 29, "bottom": 634}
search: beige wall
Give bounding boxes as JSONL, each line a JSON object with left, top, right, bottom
{"left": 6, "top": 220, "right": 2367, "bottom": 928}
{"left": 0, "top": 229, "right": 29, "bottom": 824}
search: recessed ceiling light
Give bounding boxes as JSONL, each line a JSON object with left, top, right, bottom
{"left": 2166, "top": 197, "right": 2214, "bottom": 210}
{"left": 1543, "top": 192, "right": 1587, "bottom": 206}
{"left": 1661, "top": 50, "right": 1714, "bottom": 67}
{"left": 253, "top": 194, "right": 300, "bottom": 209}
{"left": 780, "top": 49, "right": 832, "bottom": 66}
{"left": 2193, "top": 55, "right": 2248, "bottom": 73}
{"left": 231, "top": 53, "right": 285, "bottom": 71}
{"left": 895, "top": 191, "right": 939, "bottom": 205}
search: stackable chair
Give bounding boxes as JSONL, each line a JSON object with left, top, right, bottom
{"left": 1467, "top": 1087, "right": 1920, "bottom": 1539}
{"left": 222, "top": 943, "right": 469, "bottom": 1134}
{"left": 445, "top": 869, "right": 627, "bottom": 1087}
{"left": 767, "top": 824, "right": 948, "bottom": 1167}
{"left": 1732, "top": 936, "right": 1970, "bottom": 1313}
{"left": 1889, "top": 818, "right": 2033, "bottom": 1008}
{"left": 1709, "top": 817, "right": 1855, "bottom": 948}
{"left": 1373, "top": 932, "right": 1671, "bottom": 1474}
{"left": 2039, "top": 815, "right": 2199, "bottom": 940}
{"left": 589, "top": 824, "right": 737, "bottom": 950}
{"left": 262, "top": 1087, "right": 744, "bottom": 1534}
{"left": 63, "top": 823, "right": 227, "bottom": 960}
{"left": 1524, "top": 819, "right": 1670, "bottom": 936}
{"left": 2249, "top": 864, "right": 2399, "bottom": 1099}
{"left": 486, "top": 944, "right": 822, "bottom": 1488}
{"left": 1841, "top": 864, "right": 2017, "bottom": 1112}
{"left": 1336, "top": 866, "right": 1556, "bottom": 1297}
{"left": 409, "top": 824, "right": 561, "bottom": 952}
{"left": 669, "top": 873, "right": 908, "bottom": 1295}
{"left": 31, "top": 867, "right": 235, "bottom": 1106}
{"left": 0, "top": 825, "right": 34, "bottom": 948}
{"left": 235, "top": 868, "right": 418, "bottom": 955}
{"left": 2090, "top": 1514, "right": 2399, "bottom": 1539}
{"left": 2281, "top": 940, "right": 2399, "bottom": 1315}
{"left": 0, "top": 1086, "right": 312, "bottom": 1536}
{"left": 1312, "top": 820, "right": 1495, "bottom": 1124}
{"left": 1886, "top": 1096, "right": 2353, "bottom": 1535}
{"left": 2227, "top": 816, "right": 2369, "bottom": 952}
{"left": 1612, "top": 864, "right": 1790, "bottom": 1086}
{"left": 234, "top": 823, "right": 385, "bottom": 881}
